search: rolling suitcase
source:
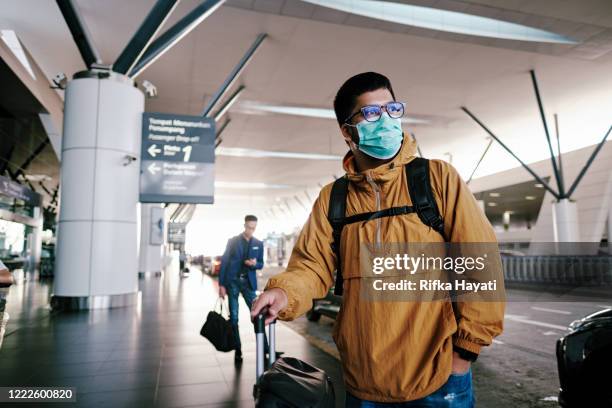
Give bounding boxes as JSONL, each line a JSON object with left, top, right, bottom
{"left": 253, "top": 313, "right": 336, "bottom": 408}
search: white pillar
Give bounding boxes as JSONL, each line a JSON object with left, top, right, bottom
{"left": 138, "top": 203, "right": 164, "bottom": 278}
{"left": 552, "top": 199, "right": 580, "bottom": 242}
{"left": 53, "top": 71, "right": 143, "bottom": 310}
{"left": 31, "top": 206, "right": 43, "bottom": 270}
{"left": 502, "top": 210, "right": 511, "bottom": 231}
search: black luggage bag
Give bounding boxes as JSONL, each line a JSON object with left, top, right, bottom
{"left": 253, "top": 313, "right": 335, "bottom": 408}
{"left": 200, "top": 298, "right": 236, "bottom": 352}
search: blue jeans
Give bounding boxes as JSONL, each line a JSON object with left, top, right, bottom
{"left": 227, "top": 275, "right": 266, "bottom": 352}
{"left": 345, "top": 369, "right": 475, "bottom": 408}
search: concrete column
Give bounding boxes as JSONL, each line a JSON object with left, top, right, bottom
{"left": 502, "top": 210, "right": 511, "bottom": 231}
{"left": 138, "top": 203, "right": 164, "bottom": 278}
{"left": 552, "top": 199, "right": 580, "bottom": 242}
{"left": 52, "top": 71, "right": 143, "bottom": 310}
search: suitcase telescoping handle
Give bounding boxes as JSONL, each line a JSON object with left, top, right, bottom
{"left": 254, "top": 311, "right": 276, "bottom": 381}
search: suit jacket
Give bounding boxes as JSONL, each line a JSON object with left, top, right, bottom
{"left": 219, "top": 235, "right": 264, "bottom": 290}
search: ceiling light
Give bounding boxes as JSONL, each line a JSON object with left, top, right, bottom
{"left": 215, "top": 181, "right": 293, "bottom": 190}
{"left": 489, "top": 192, "right": 501, "bottom": 197}
{"left": 236, "top": 101, "right": 431, "bottom": 124}
{"left": 487, "top": 202, "right": 497, "bottom": 207}
{"left": 534, "top": 183, "right": 544, "bottom": 188}
{"left": 216, "top": 147, "right": 343, "bottom": 161}
{"left": 525, "top": 195, "right": 536, "bottom": 200}
{"left": 214, "top": 194, "right": 269, "bottom": 201}
{"left": 302, "top": 0, "right": 577, "bottom": 44}
{"left": 21, "top": 174, "right": 52, "bottom": 182}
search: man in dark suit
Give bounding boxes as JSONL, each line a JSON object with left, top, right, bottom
{"left": 219, "top": 214, "right": 265, "bottom": 363}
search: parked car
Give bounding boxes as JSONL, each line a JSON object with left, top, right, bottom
{"left": 306, "top": 288, "right": 342, "bottom": 322}
{"left": 200, "top": 256, "right": 212, "bottom": 274}
{"left": 211, "top": 256, "right": 222, "bottom": 277}
{"left": 556, "top": 308, "right": 612, "bottom": 407}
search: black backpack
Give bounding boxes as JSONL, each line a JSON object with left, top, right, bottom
{"left": 327, "top": 157, "right": 447, "bottom": 295}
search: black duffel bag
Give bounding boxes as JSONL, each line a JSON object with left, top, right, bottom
{"left": 200, "top": 298, "right": 236, "bottom": 352}
{"left": 255, "top": 357, "right": 336, "bottom": 408}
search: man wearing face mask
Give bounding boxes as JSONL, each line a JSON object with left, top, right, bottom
{"left": 251, "top": 72, "right": 504, "bottom": 407}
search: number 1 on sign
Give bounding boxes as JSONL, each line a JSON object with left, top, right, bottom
{"left": 182, "top": 146, "right": 192, "bottom": 162}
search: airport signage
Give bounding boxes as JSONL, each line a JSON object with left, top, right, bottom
{"left": 139, "top": 112, "right": 215, "bottom": 204}
{"left": 0, "top": 174, "right": 41, "bottom": 207}
{"left": 167, "top": 222, "right": 186, "bottom": 244}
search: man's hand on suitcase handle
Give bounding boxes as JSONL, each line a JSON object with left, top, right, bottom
{"left": 251, "top": 288, "right": 288, "bottom": 325}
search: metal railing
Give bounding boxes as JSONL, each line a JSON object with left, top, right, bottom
{"left": 501, "top": 255, "right": 612, "bottom": 285}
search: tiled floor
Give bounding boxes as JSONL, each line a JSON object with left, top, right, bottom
{"left": 0, "top": 269, "right": 345, "bottom": 407}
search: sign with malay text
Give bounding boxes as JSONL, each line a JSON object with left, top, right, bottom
{"left": 139, "top": 112, "right": 215, "bottom": 204}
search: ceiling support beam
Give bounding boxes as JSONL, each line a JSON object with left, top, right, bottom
{"left": 114, "top": 0, "right": 180, "bottom": 74}
{"left": 294, "top": 195, "right": 308, "bottom": 211}
{"left": 409, "top": 132, "right": 423, "bottom": 157}
{"left": 38, "top": 181, "right": 52, "bottom": 197}
{"left": 467, "top": 137, "right": 493, "bottom": 185}
{"left": 0, "top": 145, "right": 15, "bottom": 175}
{"left": 566, "top": 125, "right": 612, "bottom": 198}
{"left": 200, "top": 33, "right": 267, "bottom": 117}
{"left": 17, "top": 139, "right": 50, "bottom": 176}
{"left": 553, "top": 113, "right": 565, "bottom": 193}
{"left": 461, "top": 106, "right": 560, "bottom": 200}
{"left": 530, "top": 70, "right": 565, "bottom": 197}
{"left": 213, "top": 85, "right": 245, "bottom": 122}
{"left": 50, "top": 184, "right": 59, "bottom": 207}
{"left": 214, "top": 118, "right": 231, "bottom": 150}
{"left": 56, "top": 0, "right": 102, "bottom": 68}
{"left": 128, "top": 0, "right": 226, "bottom": 78}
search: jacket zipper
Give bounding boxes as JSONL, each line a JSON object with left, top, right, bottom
{"left": 365, "top": 171, "right": 382, "bottom": 248}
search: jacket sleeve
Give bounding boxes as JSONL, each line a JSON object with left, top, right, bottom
{"left": 219, "top": 238, "right": 232, "bottom": 287}
{"left": 430, "top": 159, "right": 505, "bottom": 355}
{"left": 254, "top": 241, "right": 264, "bottom": 270}
{"left": 264, "top": 189, "right": 336, "bottom": 320}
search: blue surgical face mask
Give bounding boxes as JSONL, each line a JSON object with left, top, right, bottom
{"left": 355, "top": 114, "right": 403, "bottom": 159}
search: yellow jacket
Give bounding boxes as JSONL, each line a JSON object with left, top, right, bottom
{"left": 265, "top": 136, "right": 505, "bottom": 402}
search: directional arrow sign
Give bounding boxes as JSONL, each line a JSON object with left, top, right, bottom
{"left": 140, "top": 112, "right": 215, "bottom": 204}
{"left": 148, "top": 162, "right": 161, "bottom": 175}
{"left": 147, "top": 144, "right": 161, "bottom": 157}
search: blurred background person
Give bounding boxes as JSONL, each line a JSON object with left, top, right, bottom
{"left": 218, "top": 215, "right": 265, "bottom": 364}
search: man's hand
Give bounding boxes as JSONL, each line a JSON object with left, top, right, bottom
{"left": 451, "top": 351, "right": 471, "bottom": 374}
{"left": 250, "top": 288, "right": 288, "bottom": 325}
{"left": 244, "top": 258, "right": 256, "bottom": 267}
{"left": 218, "top": 285, "right": 227, "bottom": 298}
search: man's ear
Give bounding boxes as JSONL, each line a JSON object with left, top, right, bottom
{"left": 340, "top": 124, "right": 355, "bottom": 146}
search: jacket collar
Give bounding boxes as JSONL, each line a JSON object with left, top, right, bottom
{"left": 341, "top": 134, "right": 418, "bottom": 186}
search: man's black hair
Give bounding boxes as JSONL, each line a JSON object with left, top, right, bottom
{"left": 245, "top": 214, "right": 258, "bottom": 223}
{"left": 333, "top": 72, "right": 396, "bottom": 126}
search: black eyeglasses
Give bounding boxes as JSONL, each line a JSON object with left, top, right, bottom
{"left": 344, "top": 102, "right": 405, "bottom": 125}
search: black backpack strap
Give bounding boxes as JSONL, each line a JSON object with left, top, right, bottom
{"left": 343, "top": 206, "right": 415, "bottom": 225}
{"left": 405, "top": 158, "right": 446, "bottom": 240}
{"left": 328, "top": 176, "right": 349, "bottom": 296}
